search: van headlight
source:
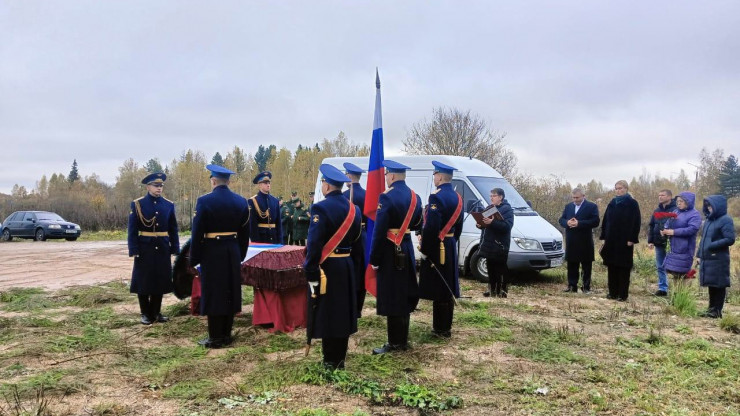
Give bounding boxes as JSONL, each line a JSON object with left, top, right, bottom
{"left": 74, "top": 225, "right": 81, "bottom": 230}
{"left": 513, "top": 237, "right": 541, "bottom": 251}
{"left": 48, "top": 224, "right": 62, "bottom": 229}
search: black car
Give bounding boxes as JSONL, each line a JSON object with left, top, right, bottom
{"left": 1, "top": 211, "right": 82, "bottom": 241}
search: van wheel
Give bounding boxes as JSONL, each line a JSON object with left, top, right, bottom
{"left": 470, "top": 250, "right": 489, "bottom": 283}
{"left": 35, "top": 228, "right": 46, "bottom": 241}
{"left": 1, "top": 229, "right": 11, "bottom": 241}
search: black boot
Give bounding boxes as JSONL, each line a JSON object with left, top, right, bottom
{"left": 432, "top": 301, "right": 452, "bottom": 338}
{"left": 223, "top": 314, "right": 234, "bottom": 345}
{"left": 150, "top": 294, "right": 168, "bottom": 323}
{"left": 373, "top": 316, "right": 410, "bottom": 354}
{"left": 199, "top": 316, "right": 225, "bottom": 348}
{"left": 500, "top": 283, "right": 508, "bottom": 298}
{"left": 138, "top": 295, "right": 152, "bottom": 325}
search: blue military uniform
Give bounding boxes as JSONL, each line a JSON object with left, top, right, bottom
{"left": 304, "top": 164, "right": 362, "bottom": 369}
{"left": 419, "top": 161, "right": 464, "bottom": 338}
{"left": 369, "top": 160, "right": 423, "bottom": 354}
{"left": 128, "top": 172, "right": 180, "bottom": 325}
{"left": 248, "top": 171, "right": 283, "bottom": 244}
{"left": 190, "top": 165, "right": 251, "bottom": 348}
{"left": 342, "top": 162, "right": 368, "bottom": 316}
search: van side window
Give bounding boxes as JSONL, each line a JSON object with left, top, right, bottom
{"left": 452, "top": 180, "right": 481, "bottom": 213}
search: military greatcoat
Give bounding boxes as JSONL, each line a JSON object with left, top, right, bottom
{"left": 369, "top": 180, "right": 423, "bottom": 316}
{"left": 128, "top": 193, "right": 180, "bottom": 295}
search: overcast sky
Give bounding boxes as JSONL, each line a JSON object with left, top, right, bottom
{"left": 1, "top": 1, "right": 738, "bottom": 194}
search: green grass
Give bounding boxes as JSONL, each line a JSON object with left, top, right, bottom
{"left": 719, "top": 313, "right": 740, "bottom": 334}
{"left": 0, "top": 287, "right": 57, "bottom": 312}
{"left": 670, "top": 283, "right": 699, "bottom": 317}
{"left": 56, "top": 282, "right": 129, "bottom": 307}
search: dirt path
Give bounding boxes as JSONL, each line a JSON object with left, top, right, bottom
{"left": 0, "top": 240, "right": 131, "bottom": 290}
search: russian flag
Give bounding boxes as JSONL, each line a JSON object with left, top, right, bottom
{"left": 364, "top": 69, "right": 385, "bottom": 296}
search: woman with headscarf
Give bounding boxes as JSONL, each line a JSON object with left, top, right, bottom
{"left": 599, "top": 180, "right": 641, "bottom": 301}
{"left": 696, "top": 195, "right": 736, "bottom": 318}
{"left": 661, "top": 191, "right": 702, "bottom": 284}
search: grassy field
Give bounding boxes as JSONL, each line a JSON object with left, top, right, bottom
{"left": 1, "top": 246, "right": 739, "bottom": 415}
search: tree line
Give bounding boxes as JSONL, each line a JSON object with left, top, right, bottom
{"left": 1, "top": 108, "right": 738, "bottom": 235}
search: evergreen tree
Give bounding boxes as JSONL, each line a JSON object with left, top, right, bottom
{"left": 144, "top": 158, "right": 164, "bottom": 173}
{"left": 719, "top": 154, "right": 740, "bottom": 198}
{"left": 67, "top": 159, "right": 80, "bottom": 183}
{"left": 254, "top": 145, "right": 276, "bottom": 172}
{"left": 211, "top": 152, "right": 225, "bottom": 166}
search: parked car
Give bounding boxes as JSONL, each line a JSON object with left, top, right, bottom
{"left": 1, "top": 211, "right": 82, "bottom": 241}
{"left": 316, "top": 155, "right": 565, "bottom": 281}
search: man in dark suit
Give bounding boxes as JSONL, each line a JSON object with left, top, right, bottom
{"left": 419, "top": 161, "right": 464, "bottom": 338}
{"left": 369, "top": 160, "right": 423, "bottom": 354}
{"left": 128, "top": 172, "right": 180, "bottom": 325}
{"left": 247, "top": 171, "right": 282, "bottom": 243}
{"left": 558, "top": 187, "right": 600, "bottom": 293}
{"left": 342, "top": 162, "right": 368, "bottom": 315}
{"left": 304, "top": 164, "right": 362, "bottom": 369}
{"left": 190, "top": 165, "right": 251, "bottom": 348}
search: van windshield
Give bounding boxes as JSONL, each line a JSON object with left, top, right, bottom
{"left": 468, "top": 177, "right": 531, "bottom": 210}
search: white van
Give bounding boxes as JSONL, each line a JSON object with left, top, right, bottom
{"left": 315, "top": 155, "right": 564, "bottom": 281}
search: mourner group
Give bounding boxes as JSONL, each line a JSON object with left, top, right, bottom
{"left": 129, "top": 161, "right": 735, "bottom": 370}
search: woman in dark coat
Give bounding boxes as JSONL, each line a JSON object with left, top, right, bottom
{"left": 477, "top": 188, "right": 514, "bottom": 298}
{"left": 599, "top": 180, "right": 641, "bottom": 301}
{"left": 696, "top": 195, "right": 736, "bottom": 318}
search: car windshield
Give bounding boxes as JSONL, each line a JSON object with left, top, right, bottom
{"left": 36, "top": 213, "right": 65, "bottom": 222}
{"left": 468, "top": 176, "right": 531, "bottom": 210}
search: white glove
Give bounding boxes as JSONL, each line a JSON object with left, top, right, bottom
{"left": 419, "top": 253, "right": 427, "bottom": 260}
{"left": 308, "top": 281, "right": 319, "bottom": 295}
{"left": 371, "top": 265, "right": 379, "bottom": 271}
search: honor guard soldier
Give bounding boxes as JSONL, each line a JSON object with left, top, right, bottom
{"left": 304, "top": 164, "right": 362, "bottom": 369}
{"left": 342, "top": 162, "right": 368, "bottom": 315}
{"left": 419, "top": 161, "right": 464, "bottom": 338}
{"left": 189, "top": 165, "right": 251, "bottom": 348}
{"left": 128, "top": 172, "right": 180, "bottom": 325}
{"left": 369, "top": 160, "right": 423, "bottom": 354}
{"left": 291, "top": 198, "right": 310, "bottom": 246}
{"left": 248, "top": 171, "right": 282, "bottom": 243}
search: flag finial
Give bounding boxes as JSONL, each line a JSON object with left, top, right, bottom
{"left": 375, "top": 67, "right": 380, "bottom": 89}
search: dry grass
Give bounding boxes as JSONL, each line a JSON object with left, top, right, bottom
{"left": 1, "top": 247, "right": 738, "bottom": 415}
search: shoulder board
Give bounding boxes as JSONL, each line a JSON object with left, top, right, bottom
{"left": 134, "top": 196, "right": 144, "bottom": 202}
{"left": 383, "top": 186, "right": 394, "bottom": 194}
{"left": 162, "top": 197, "right": 173, "bottom": 203}
{"left": 431, "top": 188, "right": 440, "bottom": 195}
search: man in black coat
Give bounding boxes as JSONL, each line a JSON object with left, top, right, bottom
{"left": 304, "top": 164, "right": 362, "bottom": 369}
{"left": 558, "top": 188, "right": 600, "bottom": 293}
{"left": 647, "top": 189, "right": 675, "bottom": 297}
{"left": 599, "top": 180, "right": 641, "bottom": 301}
{"left": 369, "top": 160, "right": 423, "bottom": 354}
{"left": 190, "top": 165, "right": 251, "bottom": 348}
{"left": 127, "top": 172, "right": 180, "bottom": 325}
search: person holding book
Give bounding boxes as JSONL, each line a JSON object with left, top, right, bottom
{"left": 476, "top": 188, "right": 514, "bottom": 297}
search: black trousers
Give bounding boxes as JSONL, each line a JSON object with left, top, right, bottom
{"left": 607, "top": 266, "right": 631, "bottom": 300}
{"left": 432, "top": 299, "right": 454, "bottom": 333}
{"left": 207, "top": 315, "right": 234, "bottom": 341}
{"left": 387, "top": 314, "right": 410, "bottom": 346}
{"left": 138, "top": 294, "right": 163, "bottom": 318}
{"left": 708, "top": 287, "right": 727, "bottom": 315}
{"left": 567, "top": 260, "right": 592, "bottom": 290}
{"left": 322, "top": 337, "right": 349, "bottom": 367}
{"left": 486, "top": 257, "right": 509, "bottom": 295}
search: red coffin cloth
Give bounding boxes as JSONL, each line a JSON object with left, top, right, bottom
{"left": 241, "top": 245, "right": 307, "bottom": 292}
{"left": 190, "top": 275, "right": 201, "bottom": 316}
{"left": 251, "top": 286, "right": 307, "bottom": 333}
